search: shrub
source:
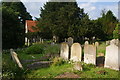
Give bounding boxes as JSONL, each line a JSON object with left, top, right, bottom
{"left": 24, "top": 44, "right": 45, "bottom": 54}
{"left": 52, "top": 57, "right": 65, "bottom": 66}
{"left": 45, "top": 44, "right": 60, "bottom": 54}
{"left": 2, "top": 54, "right": 28, "bottom": 79}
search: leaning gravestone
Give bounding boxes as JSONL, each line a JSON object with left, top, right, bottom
{"left": 10, "top": 49, "right": 23, "bottom": 69}
{"left": 70, "top": 43, "right": 82, "bottom": 62}
{"left": 104, "top": 42, "right": 120, "bottom": 70}
{"left": 60, "top": 42, "right": 69, "bottom": 60}
{"left": 68, "top": 37, "right": 73, "bottom": 46}
{"left": 84, "top": 45, "right": 96, "bottom": 65}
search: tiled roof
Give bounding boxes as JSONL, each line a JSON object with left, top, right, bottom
{"left": 26, "top": 20, "right": 39, "bottom": 32}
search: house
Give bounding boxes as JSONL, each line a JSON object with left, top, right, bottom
{"left": 25, "top": 20, "right": 40, "bottom": 46}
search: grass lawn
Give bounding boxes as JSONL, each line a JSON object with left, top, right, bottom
{"left": 26, "top": 63, "right": 73, "bottom": 78}
{"left": 2, "top": 42, "right": 119, "bottom": 78}
{"left": 26, "top": 62, "right": 119, "bottom": 78}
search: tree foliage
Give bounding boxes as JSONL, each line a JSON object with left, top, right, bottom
{"left": 113, "top": 23, "right": 120, "bottom": 39}
{"left": 2, "top": 2, "right": 32, "bottom": 49}
{"left": 96, "top": 10, "right": 118, "bottom": 40}
{"left": 37, "top": 2, "right": 88, "bottom": 42}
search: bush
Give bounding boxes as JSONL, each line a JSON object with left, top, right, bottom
{"left": 52, "top": 57, "right": 65, "bottom": 66}
{"left": 24, "top": 44, "right": 45, "bottom": 54}
{"left": 45, "top": 44, "right": 60, "bottom": 54}
{"left": 2, "top": 54, "right": 28, "bottom": 79}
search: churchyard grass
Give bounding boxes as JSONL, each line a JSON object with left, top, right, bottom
{"left": 26, "top": 63, "right": 73, "bottom": 78}
{"left": 2, "top": 42, "right": 119, "bottom": 78}
{"left": 79, "top": 66, "right": 119, "bottom": 78}
{"left": 2, "top": 43, "right": 60, "bottom": 78}
{"left": 25, "top": 61, "right": 119, "bottom": 78}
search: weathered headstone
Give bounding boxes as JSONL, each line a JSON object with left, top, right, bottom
{"left": 28, "top": 39, "right": 30, "bottom": 46}
{"left": 65, "top": 38, "right": 67, "bottom": 42}
{"left": 115, "top": 39, "right": 119, "bottom": 46}
{"left": 95, "top": 42, "right": 99, "bottom": 48}
{"left": 70, "top": 43, "right": 82, "bottom": 62}
{"left": 41, "top": 39, "right": 44, "bottom": 43}
{"left": 110, "top": 39, "right": 119, "bottom": 46}
{"left": 40, "top": 38, "right": 42, "bottom": 43}
{"left": 74, "top": 62, "right": 83, "bottom": 71}
{"left": 68, "top": 37, "right": 73, "bottom": 46}
{"left": 10, "top": 49, "right": 23, "bottom": 69}
{"left": 106, "top": 41, "right": 110, "bottom": 45}
{"left": 60, "top": 43, "right": 69, "bottom": 60}
{"left": 110, "top": 39, "right": 116, "bottom": 45}
{"left": 84, "top": 41, "right": 89, "bottom": 45}
{"left": 84, "top": 45, "right": 96, "bottom": 65}
{"left": 104, "top": 43, "right": 120, "bottom": 70}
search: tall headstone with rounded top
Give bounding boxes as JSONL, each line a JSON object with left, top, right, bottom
{"left": 70, "top": 43, "right": 82, "bottom": 62}
{"left": 84, "top": 45, "right": 96, "bottom": 65}
{"left": 104, "top": 42, "right": 120, "bottom": 70}
{"left": 60, "top": 42, "right": 69, "bottom": 60}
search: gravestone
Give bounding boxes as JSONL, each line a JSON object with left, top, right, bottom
{"left": 41, "top": 39, "right": 44, "bottom": 43}
{"left": 106, "top": 41, "right": 110, "bottom": 45}
{"left": 10, "top": 49, "right": 23, "bottom": 69}
{"left": 104, "top": 43, "right": 120, "bottom": 70}
{"left": 40, "top": 38, "right": 42, "bottom": 43}
{"left": 110, "top": 39, "right": 119, "bottom": 46}
{"left": 74, "top": 62, "right": 83, "bottom": 71}
{"left": 84, "top": 45, "right": 96, "bottom": 65}
{"left": 95, "top": 42, "right": 99, "bottom": 48}
{"left": 110, "top": 39, "right": 116, "bottom": 45}
{"left": 68, "top": 37, "right": 73, "bottom": 46}
{"left": 84, "top": 41, "right": 89, "bottom": 45}
{"left": 60, "top": 42, "right": 69, "bottom": 60}
{"left": 70, "top": 43, "right": 82, "bottom": 62}
{"left": 65, "top": 38, "right": 67, "bottom": 42}
{"left": 115, "top": 39, "right": 119, "bottom": 46}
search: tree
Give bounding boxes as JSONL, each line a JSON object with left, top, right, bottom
{"left": 37, "top": 2, "right": 88, "bottom": 42}
{"left": 113, "top": 23, "right": 120, "bottom": 39}
{"left": 2, "top": 2, "right": 32, "bottom": 49}
{"left": 97, "top": 10, "right": 118, "bottom": 40}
